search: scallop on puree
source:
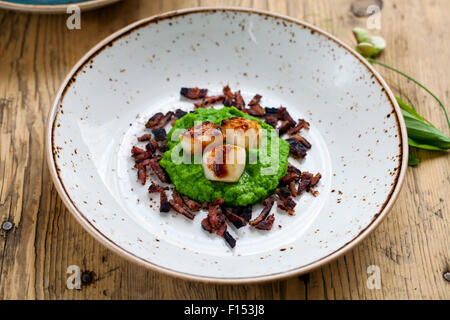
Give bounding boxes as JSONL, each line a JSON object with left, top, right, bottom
{"left": 160, "top": 107, "right": 290, "bottom": 206}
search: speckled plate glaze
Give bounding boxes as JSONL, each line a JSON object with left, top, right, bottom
{"left": 0, "top": 0, "right": 120, "bottom": 13}
{"left": 46, "top": 8, "right": 408, "bottom": 283}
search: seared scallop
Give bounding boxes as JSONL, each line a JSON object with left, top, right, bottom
{"left": 180, "top": 122, "right": 224, "bottom": 155}
{"left": 202, "top": 144, "right": 246, "bottom": 182}
{"left": 221, "top": 117, "right": 263, "bottom": 150}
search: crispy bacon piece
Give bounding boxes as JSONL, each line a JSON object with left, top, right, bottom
{"left": 278, "top": 120, "right": 296, "bottom": 136}
{"left": 194, "top": 95, "right": 225, "bottom": 108}
{"left": 223, "top": 231, "right": 236, "bottom": 248}
{"left": 170, "top": 189, "right": 195, "bottom": 219}
{"left": 280, "top": 172, "right": 300, "bottom": 184}
{"left": 182, "top": 196, "right": 201, "bottom": 212}
{"left": 135, "top": 158, "right": 152, "bottom": 169}
{"left": 138, "top": 167, "right": 147, "bottom": 185}
{"left": 224, "top": 208, "right": 247, "bottom": 229}
{"left": 180, "top": 87, "right": 208, "bottom": 100}
{"left": 175, "top": 109, "right": 188, "bottom": 118}
{"left": 287, "top": 163, "right": 301, "bottom": 177}
{"left": 292, "top": 135, "right": 312, "bottom": 149}
{"left": 223, "top": 85, "right": 234, "bottom": 107}
{"left": 145, "top": 112, "right": 164, "bottom": 128}
{"left": 148, "top": 160, "right": 170, "bottom": 183}
{"left": 278, "top": 106, "right": 295, "bottom": 123}
{"left": 248, "top": 94, "right": 262, "bottom": 107}
{"left": 250, "top": 197, "right": 275, "bottom": 226}
{"left": 255, "top": 214, "right": 275, "bottom": 230}
{"left": 289, "top": 181, "right": 299, "bottom": 197}
{"left": 170, "top": 201, "right": 195, "bottom": 220}
{"left": 207, "top": 204, "right": 224, "bottom": 230}
{"left": 244, "top": 104, "right": 265, "bottom": 117}
{"left": 287, "top": 119, "right": 310, "bottom": 135}
{"left": 216, "top": 223, "right": 227, "bottom": 237}
{"left": 201, "top": 217, "right": 214, "bottom": 232}
{"left": 211, "top": 198, "right": 225, "bottom": 206}
{"left": 265, "top": 107, "right": 279, "bottom": 114}
{"left": 286, "top": 138, "right": 308, "bottom": 158}
{"left": 233, "top": 90, "right": 246, "bottom": 110}
{"left": 231, "top": 205, "right": 252, "bottom": 222}
{"left": 152, "top": 128, "right": 166, "bottom": 142}
{"left": 297, "top": 172, "right": 322, "bottom": 196}
{"left": 276, "top": 189, "right": 297, "bottom": 216}
{"left": 265, "top": 114, "right": 278, "bottom": 128}
{"left": 131, "top": 146, "right": 146, "bottom": 156}
{"left": 134, "top": 151, "right": 153, "bottom": 163}
{"left": 148, "top": 183, "right": 171, "bottom": 212}
{"left": 145, "top": 139, "right": 159, "bottom": 153}
{"left": 137, "top": 134, "right": 152, "bottom": 142}
{"left": 153, "top": 111, "right": 174, "bottom": 130}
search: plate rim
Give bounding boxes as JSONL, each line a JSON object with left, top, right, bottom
{"left": 45, "top": 6, "right": 409, "bottom": 284}
{"left": 0, "top": 0, "right": 120, "bottom": 13}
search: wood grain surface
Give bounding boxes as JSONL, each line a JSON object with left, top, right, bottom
{"left": 0, "top": 0, "right": 448, "bottom": 300}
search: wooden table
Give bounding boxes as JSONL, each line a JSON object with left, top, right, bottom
{"left": 0, "top": 0, "right": 448, "bottom": 300}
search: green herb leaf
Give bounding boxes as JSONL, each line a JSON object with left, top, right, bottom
{"left": 397, "top": 97, "right": 450, "bottom": 151}
{"left": 408, "top": 154, "right": 421, "bottom": 166}
{"left": 352, "top": 28, "right": 386, "bottom": 58}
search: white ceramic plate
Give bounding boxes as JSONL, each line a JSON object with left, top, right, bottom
{"left": 46, "top": 8, "right": 408, "bottom": 283}
{"left": 0, "top": 0, "right": 120, "bottom": 13}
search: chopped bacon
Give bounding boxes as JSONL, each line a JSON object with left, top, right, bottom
{"left": 287, "top": 119, "right": 310, "bottom": 135}
{"left": 231, "top": 205, "right": 252, "bottom": 222}
{"left": 297, "top": 172, "right": 322, "bottom": 196}
{"left": 170, "top": 201, "right": 195, "bottom": 220}
{"left": 153, "top": 111, "right": 174, "bottom": 130}
{"left": 148, "top": 160, "right": 169, "bottom": 183}
{"left": 265, "top": 107, "right": 279, "bottom": 114}
{"left": 207, "top": 204, "right": 224, "bottom": 230}
{"left": 278, "top": 106, "right": 295, "bottom": 123}
{"left": 145, "top": 112, "right": 164, "bottom": 128}
{"left": 137, "top": 134, "right": 152, "bottom": 142}
{"left": 276, "top": 190, "right": 297, "bottom": 216}
{"left": 194, "top": 95, "right": 225, "bottom": 108}
{"left": 292, "top": 135, "right": 311, "bottom": 149}
{"left": 201, "top": 217, "right": 214, "bottom": 232}
{"left": 152, "top": 128, "right": 166, "bottom": 142}
{"left": 289, "top": 181, "right": 298, "bottom": 197}
{"left": 175, "top": 109, "right": 188, "bottom": 118}
{"left": 135, "top": 158, "right": 152, "bottom": 169}
{"left": 244, "top": 104, "right": 265, "bottom": 117}
{"left": 280, "top": 172, "right": 300, "bottom": 184}
{"left": 278, "top": 120, "right": 296, "bottom": 135}
{"left": 248, "top": 94, "right": 262, "bottom": 107}
{"left": 255, "top": 214, "right": 275, "bottom": 230}
{"left": 223, "top": 85, "right": 234, "bottom": 106}
{"left": 250, "top": 197, "right": 275, "bottom": 226}
{"left": 264, "top": 113, "right": 278, "bottom": 128}
{"left": 182, "top": 196, "right": 201, "bottom": 212}
{"left": 233, "top": 91, "right": 246, "bottom": 110}
{"left": 287, "top": 164, "right": 301, "bottom": 177}
{"left": 148, "top": 183, "right": 170, "bottom": 212}
{"left": 224, "top": 208, "right": 247, "bottom": 229}
{"left": 137, "top": 167, "right": 146, "bottom": 185}
{"left": 145, "top": 140, "right": 159, "bottom": 153}
{"left": 180, "top": 87, "right": 208, "bottom": 99}
{"left": 131, "top": 146, "right": 146, "bottom": 156}
{"left": 216, "top": 223, "right": 227, "bottom": 237}
{"left": 134, "top": 151, "right": 153, "bottom": 163}
{"left": 223, "top": 231, "right": 236, "bottom": 248}
{"left": 170, "top": 117, "right": 178, "bottom": 126}
{"left": 211, "top": 198, "right": 225, "bottom": 206}
{"left": 286, "top": 138, "right": 308, "bottom": 158}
